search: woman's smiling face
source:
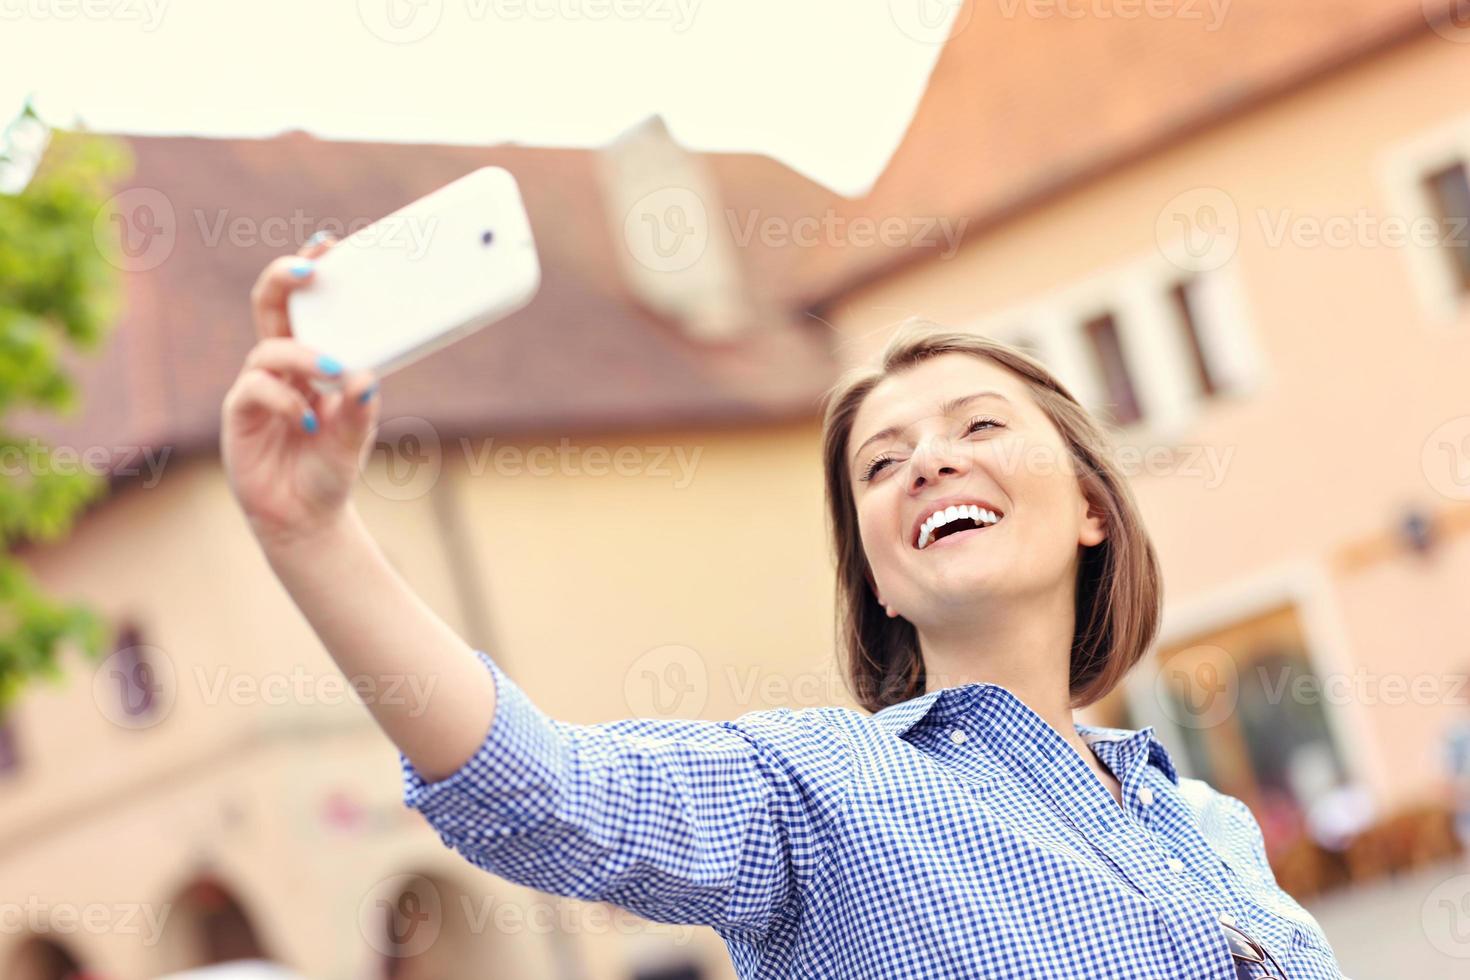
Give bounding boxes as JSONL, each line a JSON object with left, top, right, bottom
{"left": 846, "top": 352, "right": 1107, "bottom": 624}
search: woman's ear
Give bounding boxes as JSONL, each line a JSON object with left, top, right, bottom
{"left": 865, "top": 568, "right": 900, "bottom": 618}
{"left": 1079, "top": 492, "right": 1108, "bottom": 548}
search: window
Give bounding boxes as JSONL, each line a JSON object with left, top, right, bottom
{"left": 1378, "top": 118, "right": 1470, "bottom": 321}
{"left": 1169, "top": 277, "right": 1218, "bottom": 398}
{"left": 1422, "top": 160, "right": 1470, "bottom": 294}
{"left": 1154, "top": 604, "right": 1347, "bottom": 860}
{"left": 110, "top": 625, "right": 157, "bottom": 723}
{"left": 965, "top": 251, "right": 1260, "bottom": 437}
{"left": 1082, "top": 311, "right": 1142, "bottom": 426}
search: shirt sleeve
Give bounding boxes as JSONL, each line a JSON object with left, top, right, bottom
{"left": 1183, "top": 779, "right": 1337, "bottom": 955}
{"left": 399, "top": 650, "right": 853, "bottom": 940}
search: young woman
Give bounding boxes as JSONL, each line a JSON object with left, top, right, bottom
{"left": 223, "top": 235, "right": 1345, "bottom": 979}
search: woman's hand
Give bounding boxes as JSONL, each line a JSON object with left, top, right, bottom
{"left": 222, "top": 235, "right": 380, "bottom": 548}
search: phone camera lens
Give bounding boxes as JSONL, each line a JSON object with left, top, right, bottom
{"left": 481, "top": 230, "right": 495, "bottom": 246}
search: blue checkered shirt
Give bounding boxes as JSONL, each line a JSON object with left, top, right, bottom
{"left": 402, "top": 652, "right": 1345, "bottom": 978}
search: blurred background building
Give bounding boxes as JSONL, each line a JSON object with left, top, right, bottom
{"left": 4, "top": 2, "right": 1470, "bottom": 978}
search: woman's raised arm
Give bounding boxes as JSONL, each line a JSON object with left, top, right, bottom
{"left": 222, "top": 234, "right": 496, "bottom": 781}
{"left": 222, "top": 240, "right": 853, "bottom": 935}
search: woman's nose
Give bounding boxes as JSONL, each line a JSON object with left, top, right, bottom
{"left": 910, "top": 433, "right": 969, "bottom": 489}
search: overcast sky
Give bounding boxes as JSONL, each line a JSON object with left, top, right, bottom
{"left": 1, "top": 0, "right": 961, "bottom": 196}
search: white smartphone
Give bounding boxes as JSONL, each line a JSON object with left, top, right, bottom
{"left": 288, "top": 166, "right": 541, "bottom": 378}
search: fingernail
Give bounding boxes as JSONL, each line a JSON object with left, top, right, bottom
{"left": 358, "top": 382, "right": 378, "bottom": 404}
{"left": 306, "top": 231, "right": 331, "bottom": 246}
{"left": 302, "top": 410, "right": 319, "bottom": 434}
{"left": 317, "top": 353, "right": 343, "bottom": 376}
{"left": 290, "top": 259, "right": 314, "bottom": 279}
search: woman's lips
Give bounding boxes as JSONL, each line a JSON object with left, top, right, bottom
{"left": 921, "top": 521, "right": 998, "bottom": 552}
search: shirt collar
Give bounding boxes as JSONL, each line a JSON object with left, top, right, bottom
{"left": 870, "top": 683, "right": 1181, "bottom": 786}
{"left": 869, "top": 686, "right": 950, "bottom": 736}
{"left": 1076, "top": 722, "right": 1181, "bottom": 785}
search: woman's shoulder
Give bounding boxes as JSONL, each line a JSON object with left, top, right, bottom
{"left": 722, "top": 701, "right": 874, "bottom": 752}
{"left": 1174, "top": 777, "right": 1293, "bottom": 901}
{"left": 1174, "top": 777, "right": 1263, "bottom": 854}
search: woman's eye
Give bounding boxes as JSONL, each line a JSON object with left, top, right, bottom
{"left": 862, "top": 454, "right": 895, "bottom": 481}
{"left": 965, "top": 416, "right": 1003, "bottom": 435}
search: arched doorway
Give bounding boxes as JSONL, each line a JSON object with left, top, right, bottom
{"left": 5, "top": 937, "right": 91, "bottom": 980}
{"left": 155, "top": 876, "right": 272, "bottom": 975}
{"left": 375, "top": 872, "right": 496, "bottom": 980}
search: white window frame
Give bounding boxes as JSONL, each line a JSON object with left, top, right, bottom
{"left": 1118, "top": 559, "right": 1381, "bottom": 800}
{"left": 967, "top": 250, "right": 1266, "bottom": 449}
{"left": 1377, "top": 112, "right": 1470, "bottom": 327}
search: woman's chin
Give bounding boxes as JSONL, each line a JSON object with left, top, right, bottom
{"left": 926, "top": 555, "right": 1005, "bottom": 594}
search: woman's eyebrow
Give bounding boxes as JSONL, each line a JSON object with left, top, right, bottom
{"left": 851, "top": 390, "right": 1013, "bottom": 467}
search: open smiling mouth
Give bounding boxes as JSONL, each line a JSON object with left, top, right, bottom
{"left": 915, "top": 504, "right": 1005, "bottom": 551}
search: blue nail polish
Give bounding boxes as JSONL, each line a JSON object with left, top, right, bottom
{"left": 302, "top": 410, "right": 319, "bottom": 434}
{"left": 358, "top": 382, "right": 378, "bottom": 404}
{"left": 306, "top": 231, "right": 329, "bottom": 246}
{"left": 317, "top": 353, "right": 343, "bottom": 376}
{"left": 290, "top": 259, "right": 314, "bottom": 279}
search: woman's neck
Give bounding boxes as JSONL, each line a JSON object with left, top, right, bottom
{"left": 916, "top": 584, "right": 1086, "bottom": 747}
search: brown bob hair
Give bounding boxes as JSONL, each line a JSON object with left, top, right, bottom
{"left": 821, "top": 318, "right": 1162, "bottom": 713}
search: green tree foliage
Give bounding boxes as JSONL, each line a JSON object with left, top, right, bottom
{"left": 0, "top": 102, "right": 130, "bottom": 708}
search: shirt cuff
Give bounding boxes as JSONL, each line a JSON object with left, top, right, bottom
{"left": 399, "top": 650, "right": 566, "bottom": 844}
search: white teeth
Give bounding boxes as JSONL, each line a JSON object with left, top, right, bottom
{"left": 915, "top": 503, "right": 1004, "bottom": 549}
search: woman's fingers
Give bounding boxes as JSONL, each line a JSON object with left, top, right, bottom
{"left": 244, "top": 336, "right": 347, "bottom": 385}
{"left": 250, "top": 254, "right": 318, "bottom": 340}
{"left": 322, "top": 369, "right": 380, "bottom": 456}
{"left": 249, "top": 233, "right": 339, "bottom": 340}
{"left": 297, "top": 231, "right": 338, "bottom": 258}
{"left": 224, "top": 367, "right": 319, "bottom": 434}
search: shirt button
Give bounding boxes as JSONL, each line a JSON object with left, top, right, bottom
{"left": 949, "top": 728, "right": 968, "bottom": 745}
{"left": 1218, "top": 912, "right": 1236, "bottom": 927}
{"left": 1167, "top": 857, "right": 1185, "bottom": 874}
{"left": 1138, "top": 787, "right": 1155, "bottom": 806}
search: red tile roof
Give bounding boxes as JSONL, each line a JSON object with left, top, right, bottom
{"left": 23, "top": 132, "right": 847, "bottom": 465}
{"left": 22, "top": 0, "right": 1454, "bottom": 470}
{"left": 797, "top": 0, "right": 1449, "bottom": 308}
